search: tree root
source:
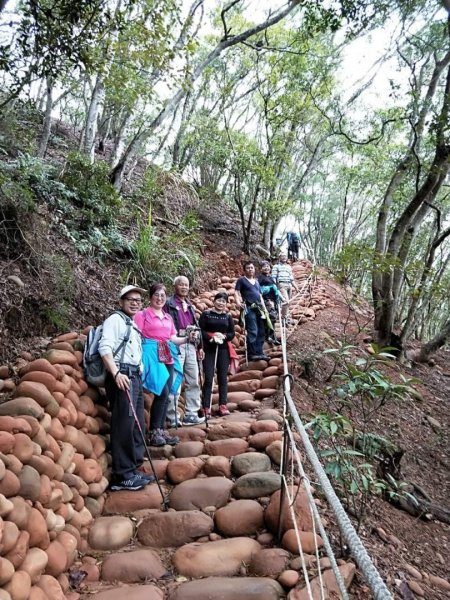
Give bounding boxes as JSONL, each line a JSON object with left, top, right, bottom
{"left": 386, "top": 483, "right": 450, "bottom": 525}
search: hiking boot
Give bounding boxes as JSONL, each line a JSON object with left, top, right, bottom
{"left": 149, "top": 429, "right": 166, "bottom": 447}
{"left": 182, "top": 414, "right": 205, "bottom": 426}
{"left": 161, "top": 429, "right": 179, "bottom": 446}
{"left": 199, "top": 407, "right": 211, "bottom": 418}
{"left": 110, "top": 473, "right": 146, "bottom": 491}
{"left": 218, "top": 404, "right": 230, "bottom": 416}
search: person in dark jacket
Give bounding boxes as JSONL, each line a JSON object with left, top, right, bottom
{"left": 164, "top": 276, "right": 204, "bottom": 427}
{"left": 258, "top": 261, "right": 281, "bottom": 346}
{"left": 234, "top": 261, "right": 269, "bottom": 361}
{"left": 199, "top": 291, "right": 236, "bottom": 417}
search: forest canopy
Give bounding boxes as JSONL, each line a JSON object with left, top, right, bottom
{"left": 0, "top": 0, "right": 449, "bottom": 353}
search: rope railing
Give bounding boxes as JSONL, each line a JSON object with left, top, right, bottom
{"left": 276, "top": 269, "right": 393, "bottom": 600}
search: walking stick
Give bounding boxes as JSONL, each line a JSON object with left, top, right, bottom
{"left": 196, "top": 349, "right": 209, "bottom": 430}
{"left": 210, "top": 344, "right": 219, "bottom": 419}
{"left": 240, "top": 305, "right": 248, "bottom": 366}
{"left": 125, "top": 389, "right": 169, "bottom": 511}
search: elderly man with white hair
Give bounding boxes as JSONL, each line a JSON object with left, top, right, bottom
{"left": 164, "top": 276, "right": 205, "bottom": 426}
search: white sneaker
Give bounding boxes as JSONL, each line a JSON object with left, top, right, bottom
{"left": 182, "top": 414, "right": 205, "bottom": 426}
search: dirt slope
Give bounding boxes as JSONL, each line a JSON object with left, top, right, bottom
{"left": 286, "top": 271, "right": 450, "bottom": 599}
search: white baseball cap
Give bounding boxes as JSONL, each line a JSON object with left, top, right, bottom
{"left": 119, "top": 285, "right": 146, "bottom": 300}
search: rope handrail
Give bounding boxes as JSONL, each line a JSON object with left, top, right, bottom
{"left": 276, "top": 265, "right": 393, "bottom": 600}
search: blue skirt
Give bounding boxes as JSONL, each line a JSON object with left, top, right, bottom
{"left": 141, "top": 339, "right": 183, "bottom": 396}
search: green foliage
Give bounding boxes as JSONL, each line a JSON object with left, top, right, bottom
{"left": 383, "top": 474, "right": 419, "bottom": 508}
{"left": 0, "top": 154, "right": 44, "bottom": 258}
{"left": 305, "top": 342, "right": 420, "bottom": 526}
{"left": 331, "top": 242, "right": 375, "bottom": 291}
{"left": 0, "top": 151, "right": 130, "bottom": 260}
{"left": 306, "top": 412, "right": 386, "bottom": 526}
{"left": 130, "top": 165, "right": 163, "bottom": 208}
{"left": 127, "top": 212, "right": 203, "bottom": 289}
{"left": 60, "top": 152, "right": 121, "bottom": 228}
{"left": 0, "top": 0, "right": 133, "bottom": 85}
{"left": 0, "top": 155, "right": 38, "bottom": 213}
{"left": 0, "top": 98, "right": 41, "bottom": 155}
{"left": 324, "top": 342, "right": 417, "bottom": 414}
{"left": 40, "top": 254, "right": 75, "bottom": 331}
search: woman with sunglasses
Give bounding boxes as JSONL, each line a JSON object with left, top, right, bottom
{"left": 134, "top": 283, "right": 197, "bottom": 446}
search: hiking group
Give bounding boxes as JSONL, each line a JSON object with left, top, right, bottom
{"left": 87, "top": 255, "right": 298, "bottom": 491}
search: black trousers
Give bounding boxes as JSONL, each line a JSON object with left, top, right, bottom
{"left": 105, "top": 370, "right": 144, "bottom": 480}
{"left": 202, "top": 344, "right": 229, "bottom": 407}
{"left": 150, "top": 364, "right": 174, "bottom": 430}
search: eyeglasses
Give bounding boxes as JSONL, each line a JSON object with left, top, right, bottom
{"left": 124, "top": 297, "right": 142, "bottom": 304}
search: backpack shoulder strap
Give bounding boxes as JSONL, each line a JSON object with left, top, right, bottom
{"left": 110, "top": 311, "right": 135, "bottom": 360}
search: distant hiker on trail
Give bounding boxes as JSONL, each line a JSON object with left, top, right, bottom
{"left": 272, "top": 253, "right": 299, "bottom": 321}
{"left": 258, "top": 261, "right": 282, "bottom": 346}
{"left": 235, "top": 261, "right": 270, "bottom": 361}
{"left": 134, "top": 283, "right": 198, "bottom": 448}
{"left": 164, "top": 275, "right": 205, "bottom": 427}
{"left": 99, "top": 285, "right": 154, "bottom": 491}
{"left": 199, "top": 291, "right": 238, "bottom": 418}
{"left": 287, "top": 231, "right": 300, "bottom": 261}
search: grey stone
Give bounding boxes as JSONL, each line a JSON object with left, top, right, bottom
{"left": 168, "top": 577, "right": 285, "bottom": 599}
{"left": 232, "top": 452, "right": 271, "bottom": 476}
{"left": 233, "top": 471, "right": 282, "bottom": 499}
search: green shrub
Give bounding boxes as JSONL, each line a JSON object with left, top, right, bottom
{"left": 39, "top": 255, "right": 74, "bottom": 332}
{"left": 60, "top": 152, "right": 121, "bottom": 229}
{"left": 305, "top": 342, "right": 419, "bottom": 527}
{"left": 0, "top": 97, "right": 41, "bottom": 156}
{"left": 126, "top": 212, "right": 203, "bottom": 289}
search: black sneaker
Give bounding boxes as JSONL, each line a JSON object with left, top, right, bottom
{"left": 110, "top": 473, "right": 146, "bottom": 491}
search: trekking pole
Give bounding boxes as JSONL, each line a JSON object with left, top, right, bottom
{"left": 196, "top": 350, "right": 209, "bottom": 430}
{"left": 240, "top": 306, "right": 248, "bottom": 366}
{"left": 209, "top": 344, "right": 219, "bottom": 419}
{"left": 125, "top": 389, "right": 169, "bottom": 511}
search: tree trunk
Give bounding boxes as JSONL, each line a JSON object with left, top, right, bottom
{"left": 110, "top": 110, "right": 134, "bottom": 169}
{"left": 373, "top": 47, "right": 450, "bottom": 338}
{"left": 37, "top": 77, "right": 53, "bottom": 158}
{"left": 373, "top": 50, "right": 450, "bottom": 346}
{"left": 82, "top": 75, "right": 105, "bottom": 161}
{"left": 412, "top": 318, "right": 450, "bottom": 362}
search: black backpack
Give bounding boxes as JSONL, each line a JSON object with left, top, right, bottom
{"left": 83, "top": 311, "right": 133, "bottom": 387}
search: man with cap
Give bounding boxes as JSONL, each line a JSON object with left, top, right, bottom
{"left": 164, "top": 275, "right": 205, "bottom": 426}
{"left": 99, "top": 284, "right": 153, "bottom": 491}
